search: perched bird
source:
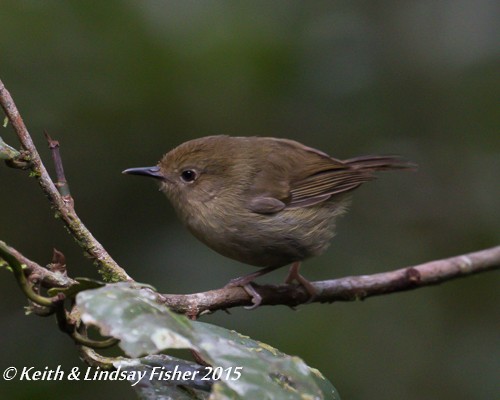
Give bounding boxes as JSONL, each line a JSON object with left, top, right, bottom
{"left": 123, "top": 135, "right": 414, "bottom": 306}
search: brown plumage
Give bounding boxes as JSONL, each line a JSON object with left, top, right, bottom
{"left": 124, "top": 135, "right": 415, "bottom": 303}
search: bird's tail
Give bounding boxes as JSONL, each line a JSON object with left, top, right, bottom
{"left": 343, "top": 155, "right": 417, "bottom": 172}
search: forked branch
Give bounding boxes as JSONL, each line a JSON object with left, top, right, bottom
{"left": 1, "top": 78, "right": 498, "bottom": 319}
{"left": 0, "top": 79, "right": 130, "bottom": 282}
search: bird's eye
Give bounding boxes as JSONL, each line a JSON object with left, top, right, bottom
{"left": 180, "top": 169, "right": 197, "bottom": 183}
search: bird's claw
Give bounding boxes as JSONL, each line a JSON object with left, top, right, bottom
{"left": 224, "top": 279, "right": 263, "bottom": 309}
{"left": 285, "top": 262, "right": 317, "bottom": 303}
{"left": 242, "top": 283, "right": 262, "bottom": 310}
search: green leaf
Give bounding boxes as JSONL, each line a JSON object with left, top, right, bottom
{"left": 77, "top": 283, "right": 340, "bottom": 400}
{"left": 115, "top": 355, "right": 211, "bottom": 400}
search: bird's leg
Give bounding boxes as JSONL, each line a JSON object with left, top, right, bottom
{"left": 285, "top": 261, "right": 317, "bottom": 302}
{"left": 224, "top": 265, "right": 281, "bottom": 309}
{"left": 225, "top": 265, "right": 281, "bottom": 288}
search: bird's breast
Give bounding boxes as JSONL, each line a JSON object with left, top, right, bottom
{"left": 181, "top": 197, "right": 348, "bottom": 268}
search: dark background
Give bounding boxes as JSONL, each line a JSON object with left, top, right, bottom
{"left": 1, "top": 1, "right": 498, "bottom": 399}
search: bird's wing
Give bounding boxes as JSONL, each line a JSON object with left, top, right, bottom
{"left": 245, "top": 139, "right": 412, "bottom": 214}
{"left": 287, "top": 168, "right": 374, "bottom": 208}
{"left": 246, "top": 138, "right": 363, "bottom": 213}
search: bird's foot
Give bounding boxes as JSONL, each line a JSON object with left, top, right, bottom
{"left": 242, "top": 283, "right": 263, "bottom": 310}
{"left": 224, "top": 265, "right": 280, "bottom": 309}
{"left": 223, "top": 280, "right": 262, "bottom": 310}
{"left": 285, "top": 262, "right": 317, "bottom": 303}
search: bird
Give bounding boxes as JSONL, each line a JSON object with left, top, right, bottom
{"left": 123, "top": 135, "right": 415, "bottom": 307}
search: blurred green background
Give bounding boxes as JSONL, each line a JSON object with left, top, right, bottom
{"left": 1, "top": 1, "right": 498, "bottom": 399}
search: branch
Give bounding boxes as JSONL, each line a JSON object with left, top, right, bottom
{"left": 0, "top": 240, "right": 76, "bottom": 288}
{"left": 0, "top": 135, "right": 20, "bottom": 159}
{"left": 1, "top": 78, "right": 498, "bottom": 319}
{"left": 0, "top": 79, "right": 130, "bottom": 282}
{"left": 0, "top": 241, "right": 65, "bottom": 308}
{"left": 159, "top": 245, "right": 500, "bottom": 316}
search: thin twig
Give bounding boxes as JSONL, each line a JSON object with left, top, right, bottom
{"left": 0, "top": 240, "right": 76, "bottom": 288}
{"left": 0, "top": 135, "right": 30, "bottom": 168}
{"left": 0, "top": 135, "right": 20, "bottom": 159}
{"left": 0, "top": 79, "right": 131, "bottom": 282}
{"left": 79, "top": 347, "right": 122, "bottom": 370}
{"left": 158, "top": 245, "right": 500, "bottom": 316}
{"left": 44, "top": 130, "right": 73, "bottom": 206}
{"left": 0, "top": 241, "right": 64, "bottom": 307}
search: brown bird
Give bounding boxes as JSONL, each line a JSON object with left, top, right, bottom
{"left": 123, "top": 135, "right": 414, "bottom": 307}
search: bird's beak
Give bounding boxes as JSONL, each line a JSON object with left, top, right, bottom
{"left": 122, "top": 166, "right": 164, "bottom": 180}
